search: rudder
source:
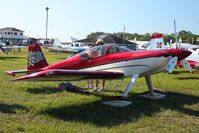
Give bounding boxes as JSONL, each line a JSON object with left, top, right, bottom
{"left": 28, "top": 43, "right": 48, "bottom": 71}
{"left": 147, "top": 33, "right": 165, "bottom": 50}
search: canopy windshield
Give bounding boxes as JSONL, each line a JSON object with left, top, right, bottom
{"left": 80, "top": 44, "right": 131, "bottom": 60}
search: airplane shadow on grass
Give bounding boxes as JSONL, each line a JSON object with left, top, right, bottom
{"left": 26, "top": 87, "right": 62, "bottom": 94}
{"left": 56, "top": 57, "right": 68, "bottom": 60}
{"left": 39, "top": 90, "right": 199, "bottom": 127}
{"left": 175, "top": 76, "right": 199, "bottom": 80}
{"left": 0, "top": 56, "right": 25, "bottom": 61}
{"left": 172, "top": 70, "right": 191, "bottom": 75}
{"left": 26, "top": 86, "right": 111, "bottom": 102}
{"left": 0, "top": 103, "right": 28, "bottom": 114}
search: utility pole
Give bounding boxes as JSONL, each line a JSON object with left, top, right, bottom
{"left": 45, "top": 7, "right": 49, "bottom": 43}
{"left": 174, "top": 19, "right": 178, "bottom": 48}
{"left": 123, "top": 25, "right": 125, "bottom": 44}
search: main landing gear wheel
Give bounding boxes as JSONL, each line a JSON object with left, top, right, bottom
{"left": 138, "top": 90, "right": 166, "bottom": 100}
{"left": 101, "top": 96, "right": 132, "bottom": 107}
{"left": 102, "top": 74, "right": 139, "bottom": 107}
{"left": 139, "top": 75, "right": 166, "bottom": 100}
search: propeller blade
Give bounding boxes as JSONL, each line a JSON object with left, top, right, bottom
{"left": 180, "top": 59, "right": 192, "bottom": 73}
{"left": 166, "top": 57, "right": 178, "bottom": 73}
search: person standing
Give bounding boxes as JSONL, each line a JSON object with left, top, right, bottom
{"left": 89, "top": 38, "right": 106, "bottom": 92}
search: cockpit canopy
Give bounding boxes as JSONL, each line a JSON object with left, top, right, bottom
{"left": 80, "top": 44, "right": 132, "bottom": 60}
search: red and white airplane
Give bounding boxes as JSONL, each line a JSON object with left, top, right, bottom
{"left": 5, "top": 43, "right": 191, "bottom": 107}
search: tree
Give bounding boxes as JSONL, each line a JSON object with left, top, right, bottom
{"left": 87, "top": 32, "right": 105, "bottom": 38}
{"left": 86, "top": 30, "right": 199, "bottom": 44}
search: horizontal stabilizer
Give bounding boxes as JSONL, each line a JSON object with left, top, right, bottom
{"left": 5, "top": 70, "right": 40, "bottom": 76}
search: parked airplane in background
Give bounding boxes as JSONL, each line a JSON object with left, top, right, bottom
{"left": 0, "top": 42, "right": 11, "bottom": 53}
{"left": 171, "top": 42, "right": 199, "bottom": 50}
{"left": 49, "top": 38, "right": 89, "bottom": 53}
{"left": 5, "top": 43, "right": 191, "bottom": 107}
{"left": 172, "top": 19, "right": 199, "bottom": 71}
{"left": 0, "top": 42, "right": 26, "bottom": 54}
{"left": 147, "top": 33, "right": 199, "bottom": 72}
{"left": 176, "top": 45, "right": 199, "bottom": 69}
{"left": 170, "top": 41, "right": 199, "bottom": 69}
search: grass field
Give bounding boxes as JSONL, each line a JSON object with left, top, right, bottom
{"left": 0, "top": 49, "right": 199, "bottom": 133}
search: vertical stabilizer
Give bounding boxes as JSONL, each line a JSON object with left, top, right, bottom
{"left": 28, "top": 43, "right": 48, "bottom": 71}
{"left": 147, "top": 33, "right": 165, "bottom": 50}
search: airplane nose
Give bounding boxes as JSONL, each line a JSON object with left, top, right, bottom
{"left": 179, "top": 50, "right": 192, "bottom": 60}
{"left": 166, "top": 49, "right": 192, "bottom": 61}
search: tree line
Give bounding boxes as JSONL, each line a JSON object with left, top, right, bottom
{"left": 87, "top": 30, "right": 199, "bottom": 45}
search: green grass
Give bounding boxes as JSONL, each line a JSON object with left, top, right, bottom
{"left": 0, "top": 49, "right": 199, "bottom": 133}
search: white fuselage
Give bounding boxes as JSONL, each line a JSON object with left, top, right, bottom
{"left": 82, "top": 56, "right": 171, "bottom": 76}
{"left": 52, "top": 42, "right": 89, "bottom": 53}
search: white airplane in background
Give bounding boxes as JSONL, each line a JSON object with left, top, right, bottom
{"left": 171, "top": 42, "right": 199, "bottom": 50}
{"left": 171, "top": 42, "right": 199, "bottom": 69}
{"left": 146, "top": 33, "right": 198, "bottom": 72}
{"left": 49, "top": 38, "right": 89, "bottom": 53}
{"left": 0, "top": 42, "right": 26, "bottom": 54}
{"left": 0, "top": 42, "right": 11, "bottom": 53}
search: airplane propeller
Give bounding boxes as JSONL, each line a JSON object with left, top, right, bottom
{"left": 180, "top": 59, "right": 192, "bottom": 73}
{"left": 173, "top": 20, "right": 192, "bottom": 73}
{"left": 166, "top": 57, "right": 178, "bottom": 73}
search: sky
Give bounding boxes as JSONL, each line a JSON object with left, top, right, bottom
{"left": 0, "top": 0, "right": 198, "bottom": 41}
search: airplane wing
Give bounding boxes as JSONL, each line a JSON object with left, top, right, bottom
{"left": 11, "top": 69, "right": 124, "bottom": 81}
{"left": 49, "top": 47, "right": 79, "bottom": 53}
{"left": 1, "top": 46, "right": 27, "bottom": 54}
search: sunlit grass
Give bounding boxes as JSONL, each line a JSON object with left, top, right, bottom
{"left": 0, "top": 49, "right": 199, "bottom": 132}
